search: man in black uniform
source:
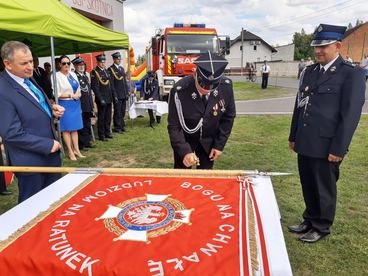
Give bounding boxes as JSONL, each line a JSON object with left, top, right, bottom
{"left": 168, "top": 52, "right": 236, "bottom": 169}
{"left": 109, "top": 52, "right": 129, "bottom": 133}
{"left": 72, "top": 57, "right": 95, "bottom": 149}
{"left": 288, "top": 24, "right": 366, "bottom": 243}
{"left": 91, "top": 54, "right": 114, "bottom": 141}
{"left": 33, "top": 55, "right": 53, "bottom": 100}
{"left": 141, "top": 71, "right": 160, "bottom": 128}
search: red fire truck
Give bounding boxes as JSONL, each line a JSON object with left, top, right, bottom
{"left": 146, "top": 23, "right": 230, "bottom": 101}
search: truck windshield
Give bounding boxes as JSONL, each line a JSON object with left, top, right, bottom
{"left": 167, "top": 34, "right": 218, "bottom": 54}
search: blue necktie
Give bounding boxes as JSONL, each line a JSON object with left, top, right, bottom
{"left": 24, "top": 78, "right": 52, "bottom": 118}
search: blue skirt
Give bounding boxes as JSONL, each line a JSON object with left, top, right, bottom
{"left": 59, "top": 99, "right": 83, "bottom": 131}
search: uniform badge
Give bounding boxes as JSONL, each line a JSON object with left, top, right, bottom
{"left": 213, "top": 89, "right": 218, "bottom": 97}
{"left": 191, "top": 92, "right": 197, "bottom": 100}
{"left": 225, "top": 79, "right": 230, "bottom": 84}
{"left": 219, "top": 99, "right": 226, "bottom": 112}
{"left": 213, "top": 104, "right": 219, "bottom": 116}
{"left": 305, "top": 86, "right": 309, "bottom": 92}
{"left": 330, "top": 66, "right": 336, "bottom": 72}
{"left": 176, "top": 86, "right": 182, "bottom": 91}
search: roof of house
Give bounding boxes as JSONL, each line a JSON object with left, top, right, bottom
{"left": 344, "top": 22, "right": 367, "bottom": 39}
{"left": 231, "top": 30, "right": 277, "bottom": 53}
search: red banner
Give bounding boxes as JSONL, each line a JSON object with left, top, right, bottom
{"left": 0, "top": 175, "right": 269, "bottom": 275}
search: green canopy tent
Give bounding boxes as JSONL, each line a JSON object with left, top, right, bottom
{"left": 0, "top": 0, "right": 129, "bottom": 152}
{"left": 0, "top": 0, "right": 129, "bottom": 56}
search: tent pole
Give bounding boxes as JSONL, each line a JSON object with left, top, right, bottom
{"left": 50, "top": 36, "right": 64, "bottom": 158}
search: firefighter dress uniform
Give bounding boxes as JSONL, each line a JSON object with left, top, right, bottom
{"left": 91, "top": 54, "right": 114, "bottom": 141}
{"left": 109, "top": 52, "right": 129, "bottom": 133}
{"left": 288, "top": 24, "right": 366, "bottom": 242}
{"left": 72, "top": 57, "right": 94, "bottom": 149}
{"left": 168, "top": 52, "right": 236, "bottom": 169}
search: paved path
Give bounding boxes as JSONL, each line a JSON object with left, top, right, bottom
{"left": 230, "top": 76, "right": 368, "bottom": 115}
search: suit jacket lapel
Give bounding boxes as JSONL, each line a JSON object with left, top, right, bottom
{"left": 3, "top": 71, "right": 49, "bottom": 116}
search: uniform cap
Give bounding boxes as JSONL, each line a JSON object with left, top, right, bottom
{"left": 311, "top": 24, "right": 347, "bottom": 46}
{"left": 147, "top": 70, "right": 155, "bottom": 78}
{"left": 194, "top": 51, "right": 228, "bottom": 86}
{"left": 71, "top": 57, "right": 84, "bottom": 65}
{"left": 95, "top": 54, "right": 106, "bottom": 62}
{"left": 111, "top": 52, "right": 121, "bottom": 59}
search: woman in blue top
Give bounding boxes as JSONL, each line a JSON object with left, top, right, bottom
{"left": 54, "top": 55, "right": 84, "bottom": 161}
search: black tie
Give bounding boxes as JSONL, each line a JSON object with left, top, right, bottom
{"left": 202, "top": 95, "right": 208, "bottom": 107}
{"left": 318, "top": 67, "right": 325, "bottom": 79}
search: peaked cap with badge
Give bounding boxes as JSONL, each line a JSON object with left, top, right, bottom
{"left": 194, "top": 51, "right": 228, "bottom": 87}
{"left": 71, "top": 57, "right": 85, "bottom": 65}
{"left": 96, "top": 54, "right": 106, "bottom": 62}
{"left": 111, "top": 52, "right": 121, "bottom": 59}
{"left": 310, "top": 24, "right": 347, "bottom": 46}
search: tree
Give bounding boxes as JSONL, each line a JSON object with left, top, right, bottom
{"left": 135, "top": 54, "right": 146, "bottom": 67}
{"left": 355, "top": 19, "right": 364, "bottom": 27}
{"left": 347, "top": 22, "right": 353, "bottom": 30}
{"left": 293, "top": 28, "right": 314, "bottom": 61}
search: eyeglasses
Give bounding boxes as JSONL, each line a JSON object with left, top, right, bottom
{"left": 61, "top": 62, "right": 71, "bottom": 66}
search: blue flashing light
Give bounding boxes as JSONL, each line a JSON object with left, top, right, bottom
{"left": 173, "top": 23, "right": 206, "bottom": 28}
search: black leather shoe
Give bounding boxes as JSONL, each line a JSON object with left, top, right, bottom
{"left": 0, "top": 191, "right": 12, "bottom": 196}
{"left": 299, "top": 229, "right": 329, "bottom": 243}
{"left": 112, "top": 129, "right": 120, "bottom": 133}
{"left": 121, "top": 127, "right": 126, "bottom": 132}
{"left": 85, "top": 143, "right": 96, "bottom": 148}
{"left": 99, "top": 137, "right": 108, "bottom": 142}
{"left": 106, "top": 134, "right": 113, "bottom": 139}
{"left": 288, "top": 221, "right": 312, "bottom": 234}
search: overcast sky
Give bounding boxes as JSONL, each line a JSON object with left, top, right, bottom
{"left": 124, "top": 0, "right": 367, "bottom": 56}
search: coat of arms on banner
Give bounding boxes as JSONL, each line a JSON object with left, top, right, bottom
{"left": 96, "top": 194, "right": 194, "bottom": 243}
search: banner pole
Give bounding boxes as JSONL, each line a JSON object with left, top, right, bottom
{"left": 0, "top": 166, "right": 256, "bottom": 178}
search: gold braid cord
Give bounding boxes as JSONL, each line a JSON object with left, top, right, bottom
{"left": 92, "top": 70, "right": 110, "bottom": 86}
{"left": 110, "top": 67, "right": 123, "bottom": 81}
{"left": 247, "top": 190, "right": 259, "bottom": 275}
{"left": 0, "top": 175, "right": 99, "bottom": 252}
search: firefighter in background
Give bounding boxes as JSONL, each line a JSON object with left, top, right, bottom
{"left": 72, "top": 57, "right": 95, "bottom": 149}
{"left": 140, "top": 71, "right": 160, "bottom": 128}
{"left": 168, "top": 52, "right": 236, "bottom": 169}
{"left": 109, "top": 52, "right": 129, "bottom": 133}
{"left": 91, "top": 54, "right": 114, "bottom": 141}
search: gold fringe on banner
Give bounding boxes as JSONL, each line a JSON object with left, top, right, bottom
{"left": 0, "top": 175, "right": 98, "bottom": 252}
{"left": 247, "top": 189, "right": 259, "bottom": 275}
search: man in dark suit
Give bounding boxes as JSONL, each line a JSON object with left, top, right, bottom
{"left": 288, "top": 24, "right": 366, "bottom": 243}
{"left": 141, "top": 71, "right": 160, "bottom": 128}
{"left": 32, "top": 55, "right": 53, "bottom": 100}
{"left": 168, "top": 52, "right": 236, "bottom": 169}
{"left": 109, "top": 52, "right": 129, "bottom": 133}
{"left": 0, "top": 41, "right": 65, "bottom": 203}
{"left": 91, "top": 54, "right": 114, "bottom": 141}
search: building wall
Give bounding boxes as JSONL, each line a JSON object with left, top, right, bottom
{"left": 226, "top": 41, "right": 273, "bottom": 69}
{"left": 341, "top": 22, "right": 368, "bottom": 63}
{"left": 60, "top": 0, "right": 126, "bottom": 67}
{"left": 272, "top": 44, "right": 295, "bottom": 61}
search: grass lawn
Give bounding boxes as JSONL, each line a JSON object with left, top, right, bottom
{"left": 233, "top": 82, "right": 296, "bottom": 101}
{"left": 1, "top": 114, "right": 367, "bottom": 275}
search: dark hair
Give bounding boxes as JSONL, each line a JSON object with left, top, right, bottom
{"left": 58, "top": 55, "right": 70, "bottom": 63}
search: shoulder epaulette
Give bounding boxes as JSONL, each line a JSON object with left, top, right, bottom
{"left": 222, "top": 77, "right": 232, "bottom": 85}
{"left": 342, "top": 60, "right": 354, "bottom": 68}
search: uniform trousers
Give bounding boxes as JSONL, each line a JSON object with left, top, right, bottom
{"left": 96, "top": 102, "right": 112, "bottom": 139}
{"left": 174, "top": 143, "right": 214, "bottom": 169}
{"left": 148, "top": 109, "right": 161, "bottom": 126}
{"left": 261, "top": 73, "right": 269, "bottom": 89}
{"left": 16, "top": 172, "right": 61, "bottom": 203}
{"left": 298, "top": 154, "right": 340, "bottom": 233}
{"left": 78, "top": 112, "right": 92, "bottom": 149}
{"left": 113, "top": 99, "right": 127, "bottom": 131}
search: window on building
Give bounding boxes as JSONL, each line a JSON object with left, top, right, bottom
{"left": 253, "top": 45, "right": 257, "bottom": 51}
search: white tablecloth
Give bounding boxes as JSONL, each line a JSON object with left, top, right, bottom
{"left": 128, "top": 100, "right": 168, "bottom": 119}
